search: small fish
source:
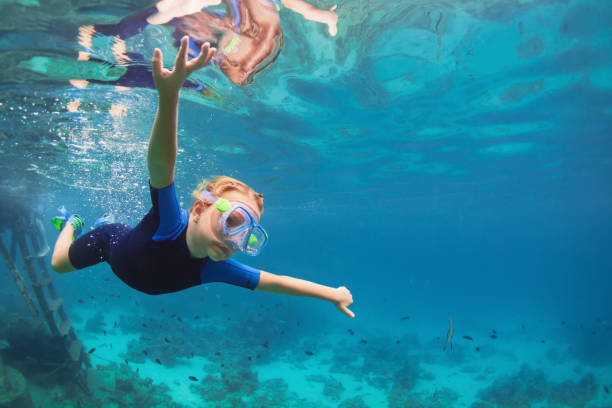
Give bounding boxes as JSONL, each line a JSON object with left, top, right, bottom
{"left": 490, "top": 335, "right": 498, "bottom": 339}
{"left": 90, "top": 296, "right": 94, "bottom": 300}
{"left": 257, "top": 354, "right": 261, "bottom": 358}
{"left": 103, "top": 330, "right": 107, "bottom": 336}
{"left": 305, "top": 351, "right": 314, "bottom": 356}
{"left": 248, "top": 356, "right": 252, "bottom": 361}
{"left": 347, "top": 329, "right": 354, "bottom": 336}
{"left": 104, "top": 277, "right": 110, "bottom": 281}
{"left": 463, "top": 336, "right": 474, "bottom": 341}
{"left": 191, "top": 352, "right": 194, "bottom": 357}
{"left": 189, "top": 376, "right": 198, "bottom": 382}
{"left": 124, "top": 359, "right": 129, "bottom": 365}
{"left": 360, "top": 339, "right": 367, "bottom": 344}
{"left": 177, "top": 317, "right": 183, "bottom": 323}
{"left": 88, "top": 348, "right": 96, "bottom": 354}
{"left": 136, "top": 368, "right": 139, "bottom": 373}
{"left": 160, "top": 309, "right": 165, "bottom": 313}
{"left": 142, "top": 323, "right": 147, "bottom": 328}
{"left": 396, "top": 340, "right": 400, "bottom": 344}
{"left": 263, "top": 342, "right": 269, "bottom": 348}
{"left": 221, "top": 364, "right": 224, "bottom": 367}
{"left": 194, "top": 315, "right": 199, "bottom": 320}
{"left": 78, "top": 299, "right": 84, "bottom": 304}
{"left": 475, "top": 347, "right": 480, "bottom": 351}
{"left": 114, "top": 321, "right": 117, "bottom": 328}
{"left": 443, "top": 316, "right": 453, "bottom": 351}
{"left": 400, "top": 316, "right": 409, "bottom": 321}
{"left": 164, "top": 337, "right": 170, "bottom": 343}
{"left": 603, "top": 385, "right": 609, "bottom": 394}
{"left": 223, "top": 304, "right": 229, "bottom": 307}
{"left": 110, "top": 344, "right": 113, "bottom": 349}
{"left": 561, "top": 321, "right": 566, "bottom": 326}
{"left": 143, "top": 350, "right": 148, "bottom": 356}
{"left": 171, "top": 314, "right": 176, "bottom": 318}
{"left": 521, "top": 324, "right": 526, "bottom": 329}
{"left": 155, "top": 358, "right": 162, "bottom": 365}
{"left": 491, "top": 329, "right": 497, "bottom": 334}
{"left": 540, "top": 340, "right": 545, "bottom": 344}
{"left": 215, "top": 352, "right": 221, "bottom": 356}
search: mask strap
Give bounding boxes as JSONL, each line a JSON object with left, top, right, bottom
{"left": 200, "top": 190, "right": 218, "bottom": 203}
{"left": 200, "top": 190, "right": 231, "bottom": 212}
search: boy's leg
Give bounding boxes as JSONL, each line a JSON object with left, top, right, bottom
{"left": 51, "top": 224, "right": 77, "bottom": 274}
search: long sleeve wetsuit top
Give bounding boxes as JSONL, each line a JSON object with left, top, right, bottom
{"left": 68, "top": 181, "right": 261, "bottom": 294}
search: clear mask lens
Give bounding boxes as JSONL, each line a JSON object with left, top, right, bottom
{"left": 225, "top": 207, "right": 250, "bottom": 233}
{"left": 217, "top": 205, "right": 267, "bottom": 256}
{"left": 245, "top": 227, "right": 267, "bottom": 255}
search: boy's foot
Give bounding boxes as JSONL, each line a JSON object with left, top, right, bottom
{"left": 92, "top": 214, "right": 116, "bottom": 229}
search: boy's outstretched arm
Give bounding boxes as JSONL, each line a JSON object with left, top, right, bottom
{"left": 147, "top": 36, "right": 216, "bottom": 189}
{"left": 256, "top": 271, "right": 355, "bottom": 318}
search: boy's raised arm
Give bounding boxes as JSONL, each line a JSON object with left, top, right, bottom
{"left": 147, "top": 36, "right": 216, "bottom": 189}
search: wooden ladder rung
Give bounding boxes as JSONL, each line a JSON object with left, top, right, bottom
{"left": 33, "top": 277, "right": 53, "bottom": 287}
{"left": 68, "top": 339, "right": 82, "bottom": 361}
{"left": 48, "top": 297, "right": 63, "bottom": 312}
{"left": 24, "top": 245, "right": 50, "bottom": 260}
{"left": 58, "top": 319, "right": 72, "bottom": 336}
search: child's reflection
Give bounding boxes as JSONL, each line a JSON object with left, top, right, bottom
{"left": 77, "top": 0, "right": 338, "bottom": 87}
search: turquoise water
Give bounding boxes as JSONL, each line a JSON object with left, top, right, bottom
{"left": 1, "top": 0, "right": 611, "bottom": 406}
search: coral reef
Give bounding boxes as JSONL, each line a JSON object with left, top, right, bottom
{"left": 306, "top": 374, "right": 345, "bottom": 401}
{"left": 338, "top": 395, "right": 369, "bottom": 408}
{"left": 190, "top": 370, "right": 321, "bottom": 407}
{"left": 479, "top": 364, "right": 548, "bottom": 407}
{"left": 0, "top": 315, "right": 83, "bottom": 389}
{"left": 0, "top": 361, "right": 35, "bottom": 408}
{"left": 389, "top": 387, "right": 459, "bottom": 408}
{"left": 549, "top": 373, "right": 598, "bottom": 408}
{"left": 476, "top": 364, "right": 599, "bottom": 408}
{"left": 27, "top": 362, "right": 188, "bottom": 408}
{"left": 89, "top": 362, "right": 186, "bottom": 408}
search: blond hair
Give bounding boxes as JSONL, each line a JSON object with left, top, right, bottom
{"left": 191, "top": 176, "right": 264, "bottom": 214}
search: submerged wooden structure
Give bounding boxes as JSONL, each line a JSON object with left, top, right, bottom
{"left": 0, "top": 197, "right": 90, "bottom": 371}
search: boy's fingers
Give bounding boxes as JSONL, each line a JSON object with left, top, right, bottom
{"left": 152, "top": 48, "right": 163, "bottom": 77}
{"left": 189, "top": 43, "right": 216, "bottom": 72}
{"left": 330, "top": 4, "right": 337, "bottom": 11}
{"left": 175, "top": 36, "right": 189, "bottom": 70}
{"left": 342, "top": 306, "right": 355, "bottom": 318}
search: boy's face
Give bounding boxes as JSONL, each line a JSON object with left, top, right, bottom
{"left": 195, "top": 191, "right": 262, "bottom": 261}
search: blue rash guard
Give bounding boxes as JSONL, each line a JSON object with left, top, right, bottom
{"left": 68, "top": 181, "right": 261, "bottom": 295}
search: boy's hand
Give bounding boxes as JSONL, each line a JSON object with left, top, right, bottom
{"left": 325, "top": 5, "right": 338, "bottom": 36}
{"left": 332, "top": 286, "right": 355, "bottom": 318}
{"left": 152, "top": 36, "right": 216, "bottom": 97}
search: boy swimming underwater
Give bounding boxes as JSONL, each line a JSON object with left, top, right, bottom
{"left": 50, "top": 36, "right": 354, "bottom": 318}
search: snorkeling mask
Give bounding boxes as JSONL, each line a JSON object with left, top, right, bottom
{"left": 200, "top": 190, "right": 268, "bottom": 256}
